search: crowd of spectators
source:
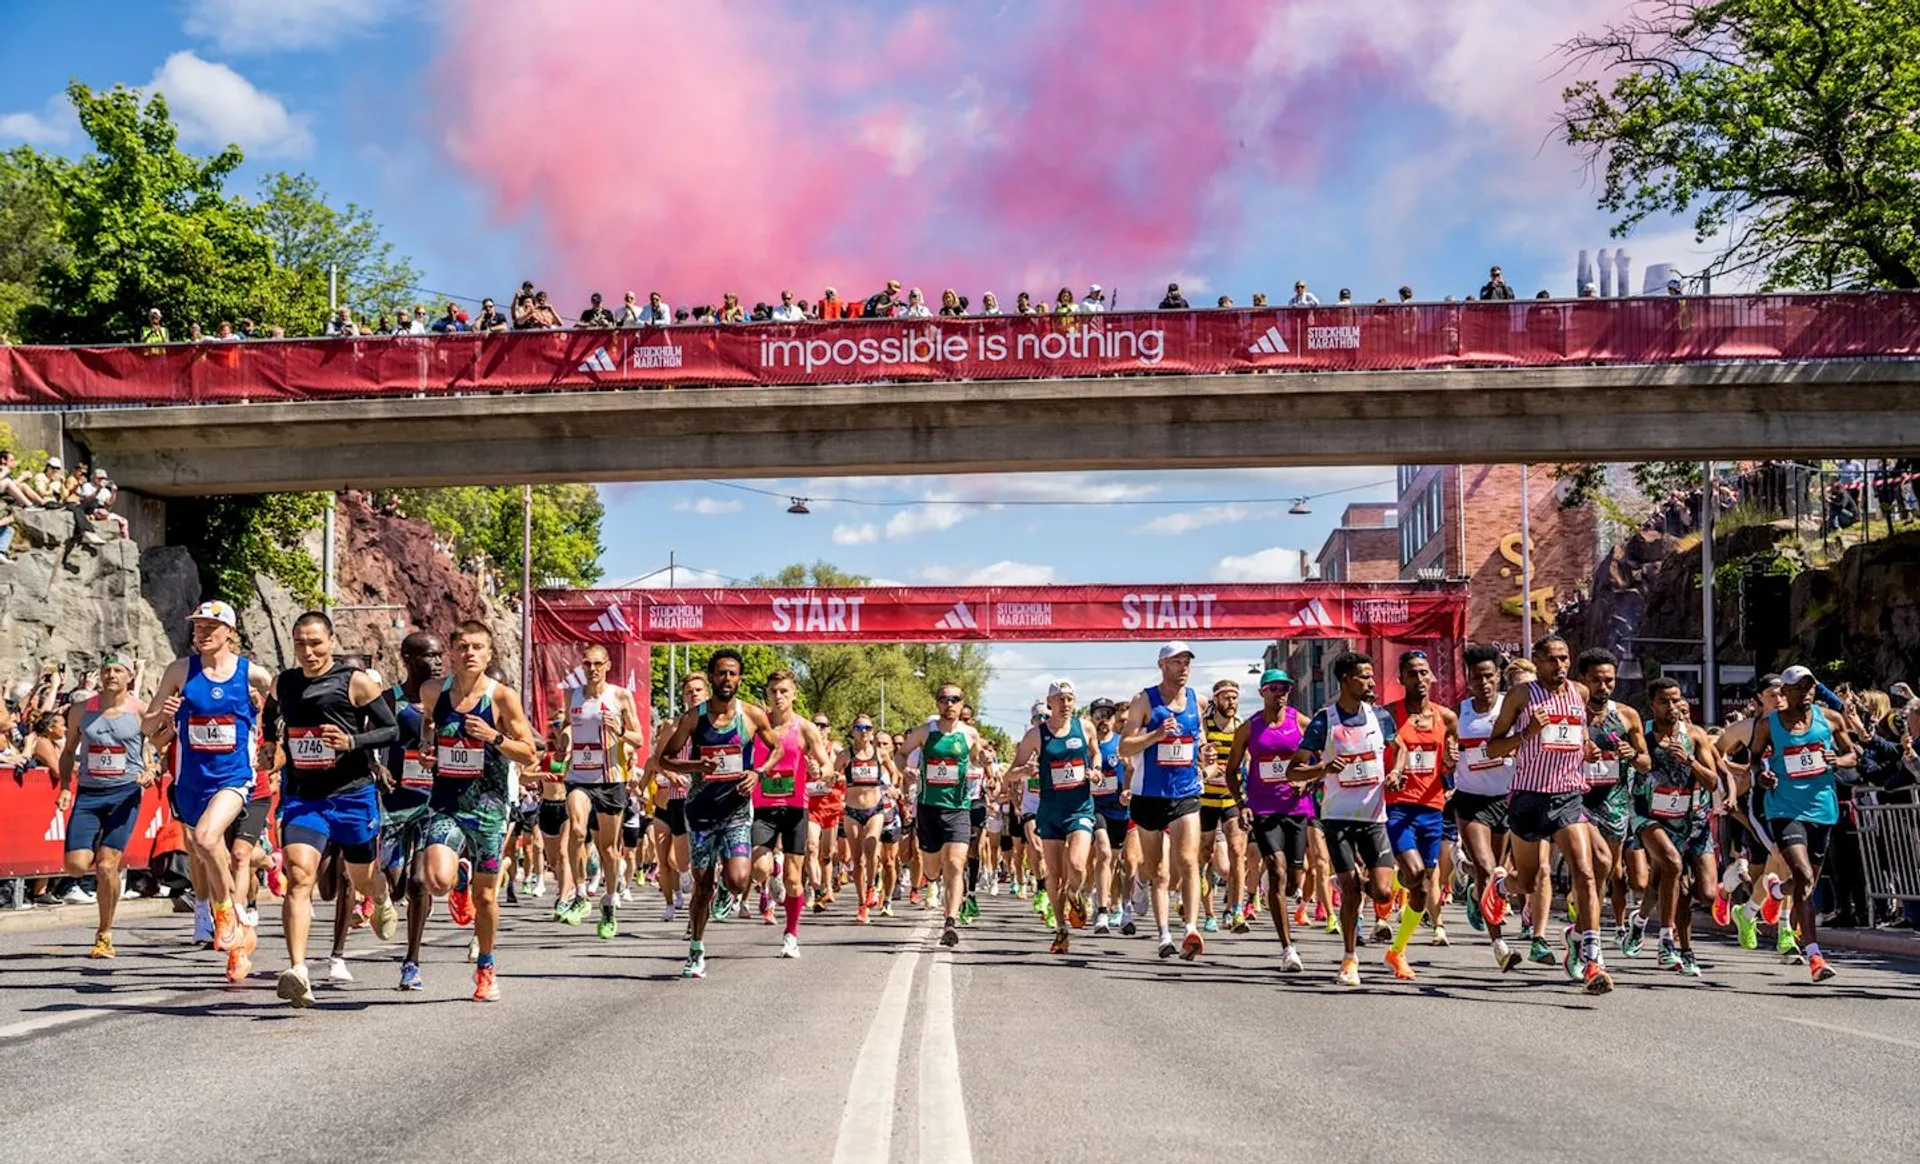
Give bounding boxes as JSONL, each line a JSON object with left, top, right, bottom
{"left": 0, "top": 447, "right": 125, "bottom": 557}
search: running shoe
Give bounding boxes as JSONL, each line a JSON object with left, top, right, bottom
{"left": 881, "top": 902, "right": 894, "bottom": 919}
{"left": 812, "top": 892, "right": 828, "bottom": 915}
{"left": 1280, "top": 946, "right": 1304, "bottom": 973}
{"left": 1711, "top": 888, "right": 1733, "bottom": 928}
{"left": 597, "top": 901, "right": 618, "bottom": 940}
{"left": 1430, "top": 924, "right": 1450, "bottom": 947}
{"left": 1373, "top": 895, "right": 1393, "bottom": 923}
{"left": 1493, "top": 941, "right": 1523, "bottom": 973}
{"left": 761, "top": 896, "right": 776, "bottom": 925}
{"left": 1582, "top": 960, "right": 1615, "bottom": 995}
{"left": 326, "top": 956, "right": 353, "bottom": 983}
{"left": 1338, "top": 957, "right": 1361, "bottom": 987}
{"left": 1202, "top": 915, "right": 1220, "bottom": 934}
{"left": 473, "top": 964, "right": 500, "bottom": 1002}
{"left": 1777, "top": 927, "right": 1804, "bottom": 965}
{"left": 399, "top": 961, "right": 423, "bottom": 991}
{"left": 505, "top": 881, "right": 518, "bottom": 906}
{"left": 780, "top": 933, "right": 800, "bottom": 959}
{"left": 1658, "top": 937, "right": 1680, "bottom": 970}
{"left": 1312, "top": 900, "right": 1329, "bottom": 923}
{"left": 1759, "top": 873, "right": 1784, "bottom": 926}
{"left": 1033, "top": 889, "right": 1050, "bottom": 919}
{"left": 1527, "top": 937, "right": 1556, "bottom": 965}
{"left": 1809, "top": 952, "right": 1835, "bottom": 982}
{"left": 1229, "top": 908, "right": 1251, "bottom": 935}
{"left": 448, "top": 859, "right": 475, "bottom": 927}
{"left": 1678, "top": 948, "right": 1702, "bottom": 978}
{"left": 211, "top": 901, "right": 237, "bottom": 952}
{"left": 1623, "top": 912, "right": 1647, "bottom": 959}
{"left": 1562, "top": 925, "right": 1583, "bottom": 981}
{"left": 711, "top": 893, "right": 733, "bottom": 922}
{"left": 961, "top": 895, "right": 980, "bottom": 925}
{"left": 857, "top": 906, "right": 870, "bottom": 925}
{"left": 1372, "top": 919, "right": 1392, "bottom": 944}
{"left": 1180, "top": 930, "right": 1205, "bottom": 961}
{"left": 1733, "top": 902, "right": 1761, "bottom": 950}
{"left": 1118, "top": 906, "right": 1136, "bottom": 937}
{"left": 1479, "top": 871, "right": 1509, "bottom": 929}
{"left": 242, "top": 904, "right": 260, "bottom": 929}
{"left": 225, "top": 924, "right": 256, "bottom": 982}
{"left": 353, "top": 895, "right": 374, "bottom": 929}
{"left": 556, "top": 896, "right": 575, "bottom": 923}
{"left": 467, "top": 936, "right": 479, "bottom": 963}
{"left": 1157, "top": 936, "right": 1178, "bottom": 959}
{"left": 1384, "top": 948, "right": 1417, "bottom": 981}
{"left": 661, "top": 902, "right": 678, "bottom": 924}
{"left": 1293, "top": 903, "right": 1310, "bottom": 927}
{"left": 1066, "top": 895, "right": 1088, "bottom": 930}
{"left": 682, "top": 946, "right": 707, "bottom": 978}
{"left": 1465, "top": 891, "right": 1485, "bottom": 932}
{"left": 1520, "top": 904, "right": 1534, "bottom": 934}
{"left": 372, "top": 895, "right": 398, "bottom": 942}
{"left": 276, "top": 963, "right": 315, "bottom": 1008}
{"left": 1049, "top": 932, "right": 1070, "bottom": 955}
{"left": 89, "top": 932, "right": 116, "bottom": 959}
{"left": 266, "top": 853, "right": 286, "bottom": 898}
{"left": 1093, "top": 910, "right": 1110, "bottom": 934}
{"left": 939, "top": 921, "right": 960, "bottom": 949}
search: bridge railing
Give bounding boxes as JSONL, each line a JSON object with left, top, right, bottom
{"left": 5, "top": 293, "right": 1920, "bottom": 407}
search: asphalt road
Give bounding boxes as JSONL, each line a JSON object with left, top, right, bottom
{"left": 1, "top": 887, "right": 1917, "bottom": 1164}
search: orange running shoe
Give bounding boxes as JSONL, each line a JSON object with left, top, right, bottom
{"left": 1049, "top": 931, "right": 1070, "bottom": 955}
{"left": 1712, "top": 888, "right": 1732, "bottom": 928}
{"left": 1373, "top": 895, "right": 1393, "bottom": 923}
{"left": 856, "top": 905, "right": 870, "bottom": 925}
{"left": 1384, "top": 948, "right": 1417, "bottom": 981}
{"left": 473, "top": 964, "right": 500, "bottom": 1002}
{"left": 1293, "top": 904, "right": 1310, "bottom": 926}
{"left": 1759, "top": 874, "right": 1784, "bottom": 926}
{"left": 1809, "top": 953, "right": 1836, "bottom": 983}
{"left": 211, "top": 901, "right": 237, "bottom": 952}
{"left": 1479, "top": 869, "right": 1510, "bottom": 929}
{"left": 447, "top": 858, "right": 476, "bottom": 927}
{"left": 1582, "top": 960, "right": 1614, "bottom": 995}
{"left": 1180, "top": 930, "right": 1205, "bottom": 961}
{"left": 225, "top": 923, "right": 256, "bottom": 982}
{"left": 1066, "top": 896, "right": 1088, "bottom": 930}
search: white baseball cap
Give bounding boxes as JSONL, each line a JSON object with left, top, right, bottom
{"left": 1088, "top": 283, "right": 1102, "bottom": 293}
{"left": 1047, "top": 679, "right": 1075, "bottom": 698}
{"left": 189, "top": 600, "right": 238, "bottom": 628}
{"left": 1779, "top": 664, "right": 1816, "bottom": 687}
{"left": 1158, "top": 641, "right": 1194, "bottom": 663}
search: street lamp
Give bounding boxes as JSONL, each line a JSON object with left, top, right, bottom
{"left": 1288, "top": 498, "right": 1312, "bottom": 515}
{"left": 787, "top": 498, "right": 811, "bottom": 515}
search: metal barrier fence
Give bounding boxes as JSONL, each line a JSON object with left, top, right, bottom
{"left": 1855, "top": 801, "right": 1920, "bottom": 907}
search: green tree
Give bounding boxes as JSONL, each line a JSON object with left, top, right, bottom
{"left": 396, "top": 485, "right": 605, "bottom": 593}
{"left": 169, "top": 492, "right": 331, "bottom": 605}
{"left": 1560, "top": 0, "right": 1920, "bottom": 289}
{"left": 649, "top": 644, "right": 791, "bottom": 717}
{"left": 258, "top": 172, "right": 420, "bottom": 334}
{"left": 0, "top": 147, "right": 64, "bottom": 341}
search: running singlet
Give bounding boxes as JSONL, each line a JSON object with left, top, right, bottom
{"left": 1452, "top": 698, "right": 1513, "bottom": 795}
{"left": 753, "top": 716, "right": 807, "bottom": 809}
{"left": 173, "top": 655, "right": 257, "bottom": 787}
{"left": 1038, "top": 717, "right": 1095, "bottom": 809}
{"left": 846, "top": 749, "right": 885, "bottom": 789}
{"left": 1387, "top": 702, "right": 1446, "bottom": 809}
{"left": 687, "top": 702, "right": 753, "bottom": 827}
{"left": 1137, "top": 686, "right": 1202, "bottom": 800}
{"left": 918, "top": 726, "right": 971, "bottom": 811}
{"left": 1092, "top": 735, "right": 1126, "bottom": 814}
{"left": 276, "top": 662, "right": 377, "bottom": 799}
{"left": 387, "top": 688, "right": 430, "bottom": 792}
{"left": 1244, "top": 707, "right": 1312, "bottom": 817}
{"left": 1302, "top": 702, "right": 1395, "bottom": 823}
{"left": 77, "top": 699, "right": 146, "bottom": 790}
{"left": 566, "top": 688, "right": 628, "bottom": 785}
{"left": 1763, "top": 707, "right": 1839, "bottom": 826}
{"left": 1200, "top": 712, "right": 1237, "bottom": 808}
{"left": 1585, "top": 701, "right": 1628, "bottom": 789}
{"left": 430, "top": 681, "right": 511, "bottom": 809}
{"left": 1512, "top": 682, "right": 1587, "bottom": 794}
{"left": 1640, "top": 724, "right": 1706, "bottom": 826}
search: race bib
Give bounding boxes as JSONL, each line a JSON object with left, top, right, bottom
{"left": 86, "top": 745, "right": 128, "bottom": 776}
{"left": 1460, "top": 737, "right": 1503, "bottom": 771}
{"left": 437, "top": 738, "right": 485, "bottom": 779}
{"left": 926, "top": 760, "right": 960, "bottom": 786}
{"left": 572, "top": 744, "right": 606, "bottom": 774}
{"left": 1091, "top": 767, "right": 1119, "bottom": 796}
{"left": 701, "top": 744, "right": 745, "bottom": 781}
{"left": 1405, "top": 745, "right": 1439, "bottom": 776}
{"left": 1156, "top": 734, "right": 1195, "bottom": 767}
{"left": 1257, "top": 757, "right": 1290, "bottom": 784}
{"left": 1783, "top": 743, "right": 1827, "bottom": 779}
{"left": 187, "top": 715, "right": 237, "bottom": 753}
{"left": 1203, "top": 766, "right": 1230, "bottom": 789}
{"left": 1333, "top": 726, "right": 1383, "bottom": 787}
{"left": 401, "top": 750, "right": 431, "bottom": 789}
{"left": 1649, "top": 785, "right": 1691, "bottom": 819}
{"left": 1052, "top": 761, "right": 1087, "bottom": 788}
{"left": 850, "top": 763, "right": 881, "bottom": 786}
{"left": 1539, "top": 713, "right": 1583, "bottom": 751}
{"left": 288, "top": 726, "right": 337, "bottom": 770}
{"left": 806, "top": 780, "right": 830, "bottom": 798}
{"left": 1583, "top": 752, "right": 1619, "bottom": 786}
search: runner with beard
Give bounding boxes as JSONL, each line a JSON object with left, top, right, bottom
{"left": 897, "top": 684, "right": 990, "bottom": 949}
{"left": 1087, "top": 697, "right": 1133, "bottom": 935}
{"left": 1631, "top": 678, "right": 1720, "bottom": 978}
{"left": 1575, "top": 648, "right": 1652, "bottom": 956}
{"left": 1200, "top": 680, "right": 1250, "bottom": 933}
{"left": 388, "top": 632, "right": 443, "bottom": 992}
{"left": 647, "top": 672, "right": 707, "bottom": 926}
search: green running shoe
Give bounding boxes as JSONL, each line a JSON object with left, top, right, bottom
{"left": 597, "top": 902, "right": 618, "bottom": 940}
{"left": 1732, "top": 903, "right": 1760, "bottom": 950}
{"left": 1777, "top": 926, "right": 1803, "bottom": 964}
{"left": 1465, "top": 892, "right": 1485, "bottom": 933}
{"left": 1622, "top": 915, "right": 1646, "bottom": 959}
{"left": 1033, "top": 890, "right": 1050, "bottom": 918}
{"left": 1657, "top": 938, "right": 1679, "bottom": 970}
{"left": 960, "top": 895, "right": 979, "bottom": 925}
{"left": 1528, "top": 937, "right": 1556, "bottom": 965}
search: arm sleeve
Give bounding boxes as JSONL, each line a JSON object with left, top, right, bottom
{"left": 350, "top": 695, "right": 400, "bottom": 753}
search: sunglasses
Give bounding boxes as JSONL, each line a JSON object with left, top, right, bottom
{"left": 936, "top": 695, "right": 964, "bottom": 704}
{"left": 852, "top": 724, "right": 873, "bottom": 732}
{"left": 813, "top": 721, "right": 831, "bottom": 730}
{"left": 1261, "top": 682, "right": 1294, "bottom": 693}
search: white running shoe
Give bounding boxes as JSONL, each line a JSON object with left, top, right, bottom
{"left": 1281, "top": 946, "right": 1304, "bottom": 973}
{"left": 467, "top": 936, "right": 480, "bottom": 963}
{"left": 780, "top": 933, "right": 800, "bottom": 959}
{"left": 326, "top": 956, "right": 353, "bottom": 983}
{"left": 241, "top": 905, "right": 260, "bottom": 929}
{"left": 276, "top": 963, "right": 316, "bottom": 1008}
{"left": 585, "top": 873, "right": 604, "bottom": 898}
{"left": 661, "top": 903, "right": 679, "bottom": 924}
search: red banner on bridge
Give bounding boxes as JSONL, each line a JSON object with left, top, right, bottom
{"left": 7, "top": 294, "right": 1920, "bottom": 405}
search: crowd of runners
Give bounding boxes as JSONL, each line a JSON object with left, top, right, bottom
{"left": 49, "top": 602, "right": 1867, "bottom": 1005}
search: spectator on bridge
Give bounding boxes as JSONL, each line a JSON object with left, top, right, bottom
{"left": 716, "top": 292, "right": 745, "bottom": 323}
{"left": 937, "top": 289, "right": 966, "bottom": 317}
{"left": 1666, "top": 275, "right": 1686, "bottom": 297}
{"left": 1050, "top": 287, "right": 1078, "bottom": 316}
{"left": 978, "top": 292, "right": 1002, "bottom": 316}
{"left": 511, "top": 280, "right": 536, "bottom": 321}
{"left": 1014, "top": 292, "right": 1038, "bottom": 315}
{"left": 1580, "top": 282, "right": 1600, "bottom": 298}
{"left": 187, "top": 321, "right": 206, "bottom": 342}
{"left": 374, "top": 314, "right": 392, "bottom": 335}
{"left": 863, "top": 281, "right": 902, "bottom": 318}
{"left": 1480, "top": 265, "right": 1516, "bottom": 300}
{"left": 517, "top": 290, "right": 566, "bottom": 330}
{"left": 433, "top": 301, "right": 469, "bottom": 333}
{"left": 901, "top": 288, "right": 933, "bottom": 318}
{"left": 772, "top": 290, "right": 807, "bottom": 322}
{"left": 139, "top": 309, "right": 170, "bottom": 344}
{"left": 474, "top": 298, "right": 510, "bottom": 334}
{"left": 325, "top": 308, "right": 359, "bottom": 337}
{"left": 1159, "top": 283, "right": 1190, "bottom": 310}
{"left": 1217, "top": 295, "right": 1236, "bottom": 308}
{"left": 578, "top": 293, "right": 616, "bottom": 328}
{"left": 639, "top": 291, "right": 673, "bottom": 325}
{"left": 398, "top": 309, "right": 428, "bottom": 335}
{"left": 1337, "top": 288, "right": 1354, "bottom": 304}
{"left": 817, "top": 288, "right": 848, "bottom": 320}
{"left": 1080, "top": 284, "right": 1107, "bottom": 313}
{"left": 1287, "top": 281, "right": 1319, "bottom": 307}
{"left": 1399, "top": 286, "right": 1415, "bottom": 303}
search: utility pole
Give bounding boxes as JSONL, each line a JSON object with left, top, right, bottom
{"left": 323, "top": 264, "right": 339, "bottom": 614}
{"left": 1701, "top": 461, "right": 1719, "bottom": 725}
{"left": 520, "top": 483, "right": 533, "bottom": 698}
{"left": 1519, "top": 464, "right": 1534, "bottom": 658}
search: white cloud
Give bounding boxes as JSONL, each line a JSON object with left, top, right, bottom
{"left": 832, "top": 522, "right": 879, "bottom": 546}
{"left": 1212, "top": 547, "right": 1308, "bottom": 583}
{"left": 148, "top": 52, "right": 314, "bottom": 158}
{"left": 674, "top": 497, "right": 743, "bottom": 516}
{"left": 884, "top": 500, "right": 971, "bottom": 539}
{"left": 1132, "top": 503, "right": 1273, "bottom": 536}
{"left": 920, "top": 560, "right": 1059, "bottom": 586}
{"left": 0, "top": 96, "right": 76, "bottom": 146}
{"left": 183, "top": 0, "right": 392, "bottom": 54}
{"left": 617, "top": 564, "right": 734, "bottom": 588}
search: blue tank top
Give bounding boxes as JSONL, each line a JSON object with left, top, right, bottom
{"left": 173, "top": 655, "right": 256, "bottom": 787}
{"left": 1764, "top": 707, "right": 1839, "bottom": 826}
{"left": 686, "top": 701, "right": 751, "bottom": 827}
{"left": 1137, "top": 685, "right": 1201, "bottom": 799}
{"left": 1094, "top": 734, "right": 1126, "bottom": 812}
{"left": 1038, "top": 717, "right": 1095, "bottom": 809}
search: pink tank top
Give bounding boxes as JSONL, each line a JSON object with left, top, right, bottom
{"left": 1513, "top": 681, "right": 1587, "bottom": 794}
{"left": 752, "top": 717, "right": 808, "bottom": 809}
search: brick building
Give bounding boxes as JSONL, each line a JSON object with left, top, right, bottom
{"left": 1315, "top": 501, "right": 1401, "bottom": 582}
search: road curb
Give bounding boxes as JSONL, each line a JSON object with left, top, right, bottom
{"left": 0, "top": 898, "right": 179, "bottom": 936}
{"left": 1815, "top": 928, "right": 1920, "bottom": 961}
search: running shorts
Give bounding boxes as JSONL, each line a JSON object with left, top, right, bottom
{"left": 379, "top": 816, "right": 422, "bottom": 872}
{"left": 1200, "top": 802, "right": 1242, "bottom": 833}
{"left": 844, "top": 802, "right": 885, "bottom": 828}
{"left": 1035, "top": 800, "right": 1097, "bottom": 842}
{"left": 1440, "top": 799, "right": 1460, "bottom": 843}
{"left": 1634, "top": 813, "right": 1714, "bottom": 861}
{"left": 916, "top": 807, "right": 972, "bottom": 853}
{"left": 689, "top": 806, "right": 753, "bottom": 870}
{"left": 810, "top": 797, "right": 845, "bottom": 833}
{"left": 538, "top": 799, "right": 568, "bottom": 838}
{"left": 422, "top": 801, "right": 509, "bottom": 875}
{"left": 1385, "top": 804, "right": 1444, "bottom": 866}
{"left": 224, "top": 794, "right": 272, "bottom": 847}
{"left": 653, "top": 799, "right": 688, "bottom": 837}
{"left": 1452, "top": 790, "right": 1509, "bottom": 833}
{"left": 1769, "top": 817, "right": 1835, "bottom": 866}
{"left": 1130, "top": 794, "right": 1200, "bottom": 832}
{"left": 569, "top": 782, "right": 627, "bottom": 818}
{"left": 970, "top": 803, "right": 988, "bottom": 833}
{"left": 65, "top": 784, "right": 144, "bottom": 854}
{"left": 1249, "top": 812, "right": 1312, "bottom": 868}
{"left": 1506, "top": 789, "right": 1585, "bottom": 845}
{"left": 751, "top": 805, "right": 808, "bottom": 855}
{"left": 620, "top": 809, "right": 644, "bottom": 849}
{"left": 170, "top": 773, "right": 248, "bottom": 832}
{"left": 1100, "top": 815, "right": 1130, "bottom": 850}
{"left": 1321, "top": 819, "right": 1394, "bottom": 875}
{"left": 1581, "top": 781, "right": 1632, "bottom": 843}
{"left": 279, "top": 785, "right": 381, "bottom": 864}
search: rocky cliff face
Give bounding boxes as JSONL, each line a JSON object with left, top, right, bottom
{"left": 1791, "top": 530, "right": 1920, "bottom": 684}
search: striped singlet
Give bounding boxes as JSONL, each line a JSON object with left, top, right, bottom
{"left": 1511, "top": 681, "right": 1588, "bottom": 794}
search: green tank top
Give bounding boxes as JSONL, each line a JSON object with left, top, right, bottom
{"left": 919, "top": 727, "right": 971, "bottom": 811}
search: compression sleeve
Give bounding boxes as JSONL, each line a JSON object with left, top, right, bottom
{"left": 350, "top": 694, "right": 400, "bottom": 753}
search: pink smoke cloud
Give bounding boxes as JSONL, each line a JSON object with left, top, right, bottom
{"left": 433, "top": 2, "right": 1630, "bottom": 309}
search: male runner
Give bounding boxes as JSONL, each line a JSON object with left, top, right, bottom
{"left": 1224, "top": 669, "right": 1310, "bottom": 972}
{"left": 266, "top": 612, "right": 400, "bottom": 1007}
{"left": 387, "top": 631, "right": 442, "bottom": 991}
{"left": 1485, "top": 635, "right": 1614, "bottom": 994}
{"left": 415, "top": 621, "right": 538, "bottom": 1001}
{"left": 1087, "top": 697, "right": 1133, "bottom": 934}
{"left": 1632, "top": 678, "right": 1720, "bottom": 977}
{"left": 656, "top": 651, "right": 783, "bottom": 977}
{"left": 1751, "top": 665, "right": 1859, "bottom": 982}
{"left": 1384, "top": 650, "right": 1459, "bottom": 976}
{"left": 1576, "top": 648, "right": 1651, "bottom": 953}
{"left": 1289, "top": 652, "right": 1405, "bottom": 986}
{"left": 1011, "top": 680, "right": 1100, "bottom": 953}
{"left": 1118, "top": 643, "right": 1208, "bottom": 960}
{"left": 55, "top": 654, "right": 150, "bottom": 959}
{"left": 1455, "top": 647, "right": 1524, "bottom": 971}
{"left": 1715, "top": 675, "right": 1795, "bottom": 955}
{"left": 750, "top": 670, "right": 832, "bottom": 957}
{"left": 839, "top": 715, "right": 896, "bottom": 924}
{"left": 558, "top": 645, "right": 646, "bottom": 939}
{"left": 647, "top": 673, "right": 707, "bottom": 924}
{"left": 144, "top": 601, "right": 272, "bottom": 982}
{"left": 897, "top": 684, "right": 989, "bottom": 948}
{"left": 1200, "top": 680, "right": 1250, "bottom": 933}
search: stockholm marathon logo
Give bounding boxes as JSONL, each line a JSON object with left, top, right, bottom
{"left": 1287, "top": 599, "right": 1334, "bottom": 628}
{"left": 578, "top": 342, "right": 684, "bottom": 374}
{"left": 1248, "top": 324, "right": 1363, "bottom": 355}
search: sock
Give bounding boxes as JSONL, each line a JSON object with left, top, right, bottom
{"left": 1768, "top": 879, "right": 1786, "bottom": 901}
{"left": 1739, "top": 900, "right": 1763, "bottom": 921}
{"left": 476, "top": 953, "right": 494, "bottom": 970}
{"left": 966, "top": 857, "right": 979, "bottom": 893}
{"left": 1492, "top": 872, "right": 1508, "bottom": 897}
{"left": 784, "top": 895, "right": 803, "bottom": 936}
{"left": 1391, "top": 907, "right": 1425, "bottom": 953}
{"left": 1580, "top": 930, "right": 1603, "bottom": 965}
{"left": 1659, "top": 927, "right": 1675, "bottom": 943}
{"left": 1493, "top": 937, "right": 1511, "bottom": 957}
{"left": 1806, "top": 942, "right": 1822, "bottom": 958}
{"left": 688, "top": 940, "right": 703, "bottom": 954}
{"left": 1159, "top": 928, "right": 1173, "bottom": 944}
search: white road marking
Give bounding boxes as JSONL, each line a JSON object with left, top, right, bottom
{"left": 918, "top": 950, "right": 974, "bottom": 1164}
{"left": 830, "top": 923, "right": 930, "bottom": 1164}
{"left": 0, "top": 992, "right": 180, "bottom": 1041}
{"left": 1776, "top": 1014, "right": 1920, "bottom": 1052}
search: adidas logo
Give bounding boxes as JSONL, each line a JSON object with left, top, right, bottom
{"left": 1248, "top": 325, "right": 1289, "bottom": 355}
{"left": 44, "top": 810, "right": 66, "bottom": 843}
{"left": 1286, "top": 599, "right": 1333, "bottom": 628}
{"left": 587, "top": 605, "right": 631, "bottom": 634}
{"left": 560, "top": 664, "right": 588, "bottom": 689}
{"left": 934, "top": 601, "right": 980, "bottom": 631}
{"left": 145, "top": 804, "right": 164, "bottom": 839}
{"left": 578, "top": 347, "right": 617, "bottom": 373}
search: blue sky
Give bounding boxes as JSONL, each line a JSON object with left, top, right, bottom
{"left": 3, "top": 1, "right": 1730, "bottom": 733}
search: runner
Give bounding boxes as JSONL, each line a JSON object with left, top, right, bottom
{"left": 1384, "top": 650, "right": 1459, "bottom": 978}
{"left": 1224, "top": 668, "right": 1310, "bottom": 972}
{"left": 1454, "top": 647, "right": 1523, "bottom": 971}
{"left": 647, "top": 672, "right": 707, "bottom": 925}
{"left": 1631, "top": 678, "right": 1720, "bottom": 977}
{"left": 807, "top": 712, "right": 848, "bottom": 915}
{"left": 839, "top": 714, "right": 896, "bottom": 924}
{"left": 143, "top": 600, "right": 272, "bottom": 982}
{"left": 749, "top": 670, "right": 832, "bottom": 957}
{"left": 1751, "top": 665, "right": 1859, "bottom": 983}
{"left": 263, "top": 612, "right": 400, "bottom": 1007}
{"left": 1576, "top": 648, "right": 1651, "bottom": 954}
{"left": 1087, "top": 697, "right": 1132, "bottom": 935}
{"left": 1010, "top": 680, "right": 1100, "bottom": 953}
{"left": 655, "top": 650, "right": 784, "bottom": 978}
{"left": 414, "top": 621, "right": 539, "bottom": 1001}
{"left": 1118, "top": 642, "right": 1208, "bottom": 960}
{"left": 386, "top": 632, "right": 442, "bottom": 992}
{"left": 1484, "top": 635, "right": 1615, "bottom": 994}
{"left": 537, "top": 713, "right": 577, "bottom": 919}
{"left": 54, "top": 654, "right": 150, "bottom": 959}
{"left": 1288, "top": 652, "right": 1404, "bottom": 986}
{"left": 896, "top": 683, "right": 989, "bottom": 948}
{"left": 1200, "top": 680, "right": 1250, "bottom": 933}
{"left": 557, "top": 645, "right": 647, "bottom": 940}
{"left": 1714, "top": 675, "right": 1795, "bottom": 956}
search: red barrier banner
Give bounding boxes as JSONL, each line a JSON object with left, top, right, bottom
{"left": 0, "top": 768, "right": 173, "bottom": 878}
{"left": 534, "top": 583, "right": 1468, "bottom": 645}
{"left": 7, "top": 294, "right": 1920, "bottom": 405}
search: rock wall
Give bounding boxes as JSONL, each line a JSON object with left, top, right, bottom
{"left": 1791, "top": 531, "right": 1920, "bottom": 684}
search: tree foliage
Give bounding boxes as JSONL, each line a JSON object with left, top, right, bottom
{"left": 395, "top": 485, "right": 605, "bottom": 594}
{"left": 169, "top": 493, "right": 331, "bottom": 606}
{"left": 258, "top": 172, "right": 420, "bottom": 334}
{"left": 0, "top": 147, "right": 63, "bottom": 342}
{"left": 1559, "top": 0, "right": 1920, "bottom": 289}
